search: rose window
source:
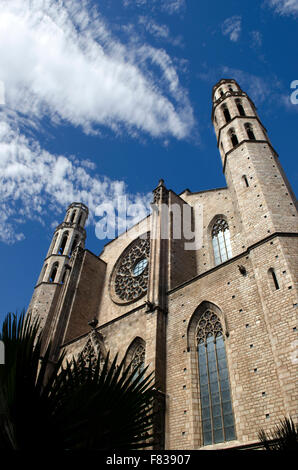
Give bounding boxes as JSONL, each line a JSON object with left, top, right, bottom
{"left": 110, "top": 234, "right": 150, "bottom": 304}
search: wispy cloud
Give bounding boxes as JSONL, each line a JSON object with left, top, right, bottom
{"left": 123, "top": 0, "right": 186, "bottom": 15}
{"left": 0, "top": 118, "right": 151, "bottom": 244}
{"left": 266, "top": 0, "right": 298, "bottom": 16}
{"left": 221, "top": 16, "right": 242, "bottom": 42}
{"left": 0, "top": 0, "right": 194, "bottom": 140}
{"left": 138, "top": 16, "right": 184, "bottom": 46}
{"left": 250, "top": 30, "right": 263, "bottom": 48}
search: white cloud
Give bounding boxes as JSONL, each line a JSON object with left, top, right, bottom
{"left": 138, "top": 16, "right": 184, "bottom": 47}
{"left": 123, "top": 0, "right": 186, "bottom": 15}
{"left": 266, "top": 0, "right": 298, "bottom": 16}
{"left": 0, "top": 118, "right": 152, "bottom": 244}
{"left": 0, "top": 0, "right": 194, "bottom": 140}
{"left": 221, "top": 16, "right": 242, "bottom": 42}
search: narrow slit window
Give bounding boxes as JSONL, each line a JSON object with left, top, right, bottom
{"left": 268, "top": 268, "right": 280, "bottom": 291}
{"left": 242, "top": 175, "right": 249, "bottom": 187}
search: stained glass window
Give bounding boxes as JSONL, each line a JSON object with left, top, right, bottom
{"left": 197, "top": 310, "right": 236, "bottom": 446}
{"left": 212, "top": 219, "right": 232, "bottom": 265}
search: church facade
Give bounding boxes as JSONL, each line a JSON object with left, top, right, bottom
{"left": 27, "top": 79, "right": 298, "bottom": 450}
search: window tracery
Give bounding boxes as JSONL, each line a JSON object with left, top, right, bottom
{"left": 110, "top": 234, "right": 150, "bottom": 304}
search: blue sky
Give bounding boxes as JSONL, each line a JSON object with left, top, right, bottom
{"left": 0, "top": 0, "right": 297, "bottom": 327}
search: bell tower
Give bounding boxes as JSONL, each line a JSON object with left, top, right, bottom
{"left": 28, "top": 202, "right": 88, "bottom": 332}
{"left": 212, "top": 78, "right": 297, "bottom": 247}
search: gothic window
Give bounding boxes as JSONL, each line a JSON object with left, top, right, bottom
{"left": 212, "top": 219, "right": 232, "bottom": 265}
{"left": 77, "top": 213, "right": 82, "bottom": 226}
{"left": 58, "top": 231, "right": 68, "bottom": 255}
{"left": 268, "top": 268, "right": 280, "bottom": 291}
{"left": 110, "top": 234, "right": 150, "bottom": 304}
{"left": 70, "top": 235, "right": 79, "bottom": 256}
{"left": 229, "top": 128, "right": 238, "bottom": 147}
{"left": 70, "top": 211, "right": 76, "bottom": 223}
{"left": 245, "top": 122, "right": 256, "bottom": 140}
{"left": 49, "top": 262, "right": 58, "bottom": 283}
{"left": 126, "top": 338, "right": 146, "bottom": 381}
{"left": 222, "top": 103, "right": 231, "bottom": 123}
{"left": 219, "top": 88, "right": 224, "bottom": 97}
{"left": 197, "top": 310, "right": 236, "bottom": 445}
{"left": 61, "top": 269, "right": 67, "bottom": 284}
{"left": 50, "top": 233, "right": 58, "bottom": 254}
{"left": 235, "top": 99, "right": 245, "bottom": 116}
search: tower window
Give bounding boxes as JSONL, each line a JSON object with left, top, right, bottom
{"left": 242, "top": 175, "right": 249, "bottom": 188}
{"left": 235, "top": 99, "right": 245, "bottom": 116}
{"left": 222, "top": 103, "right": 231, "bottom": 123}
{"left": 228, "top": 86, "right": 233, "bottom": 92}
{"left": 77, "top": 213, "right": 82, "bottom": 226}
{"left": 268, "top": 268, "right": 280, "bottom": 291}
{"left": 70, "top": 211, "right": 76, "bottom": 223}
{"left": 219, "top": 88, "right": 224, "bottom": 97}
{"left": 197, "top": 310, "right": 236, "bottom": 445}
{"left": 70, "top": 235, "right": 79, "bottom": 256}
{"left": 58, "top": 231, "right": 69, "bottom": 255}
{"left": 212, "top": 219, "right": 232, "bottom": 265}
{"left": 49, "top": 263, "right": 58, "bottom": 283}
{"left": 245, "top": 123, "right": 256, "bottom": 140}
{"left": 229, "top": 128, "right": 238, "bottom": 147}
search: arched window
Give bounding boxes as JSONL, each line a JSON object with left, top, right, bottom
{"left": 125, "top": 338, "right": 146, "bottom": 381}
{"left": 219, "top": 88, "right": 224, "bottom": 97}
{"left": 70, "top": 235, "right": 79, "bottom": 256}
{"left": 228, "top": 86, "right": 233, "bottom": 92}
{"left": 235, "top": 99, "right": 245, "bottom": 116}
{"left": 58, "top": 231, "right": 68, "bottom": 255}
{"left": 222, "top": 103, "right": 231, "bottom": 123}
{"left": 228, "top": 128, "right": 238, "bottom": 147}
{"left": 61, "top": 269, "right": 67, "bottom": 284}
{"left": 77, "top": 213, "right": 82, "bottom": 226}
{"left": 245, "top": 122, "right": 256, "bottom": 140}
{"left": 212, "top": 219, "right": 232, "bottom": 265}
{"left": 197, "top": 310, "right": 236, "bottom": 445}
{"left": 242, "top": 175, "right": 249, "bottom": 188}
{"left": 268, "top": 268, "right": 279, "bottom": 291}
{"left": 70, "top": 211, "right": 76, "bottom": 223}
{"left": 40, "top": 263, "right": 48, "bottom": 283}
{"left": 49, "top": 263, "right": 58, "bottom": 283}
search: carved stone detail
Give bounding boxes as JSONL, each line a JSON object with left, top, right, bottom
{"left": 110, "top": 234, "right": 150, "bottom": 304}
{"left": 196, "top": 310, "right": 223, "bottom": 345}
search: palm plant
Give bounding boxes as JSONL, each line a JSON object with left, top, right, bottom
{"left": 258, "top": 417, "right": 298, "bottom": 451}
{"left": 0, "top": 311, "right": 155, "bottom": 450}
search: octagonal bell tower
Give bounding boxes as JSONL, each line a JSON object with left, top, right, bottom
{"left": 28, "top": 202, "right": 89, "bottom": 333}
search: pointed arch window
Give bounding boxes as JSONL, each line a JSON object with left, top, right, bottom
{"left": 70, "top": 235, "right": 79, "bottom": 256}
{"left": 235, "top": 99, "right": 245, "bottom": 116}
{"left": 197, "top": 310, "right": 236, "bottom": 445}
{"left": 49, "top": 262, "right": 58, "bottom": 283}
{"left": 212, "top": 219, "right": 232, "bottom": 265}
{"left": 58, "top": 231, "right": 69, "bottom": 255}
{"left": 125, "top": 338, "right": 146, "bottom": 381}
{"left": 222, "top": 103, "right": 231, "bottom": 123}
{"left": 245, "top": 122, "right": 256, "bottom": 140}
{"left": 229, "top": 128, "right": 238, "bottom": 147}
{"left": 70, "top": 211, "right": 76, "bottom": 223}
